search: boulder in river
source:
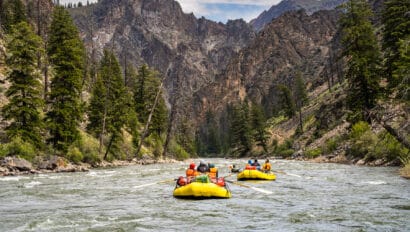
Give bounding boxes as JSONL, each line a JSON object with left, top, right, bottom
{"left": 38, "top": 156, "right": 68, "bottom": 170}
{"left": 2, "top": 157, "right": 33, "bottom": 172}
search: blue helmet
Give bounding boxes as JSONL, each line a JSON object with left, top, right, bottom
{"left": 248, "top": 160, "right": 252, "bottom": 164}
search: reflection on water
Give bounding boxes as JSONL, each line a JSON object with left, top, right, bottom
{"left": 0, "top": 159, "right": 409, "bottom": 231}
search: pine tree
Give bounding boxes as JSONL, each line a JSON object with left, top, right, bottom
{"left": 339, "top": 0, "right": 381, "bottom": 122}
{"left": 381, "top": 0, "right": 410, "bottom": 87}
{"left": 251, "top": 104, "right": 268, "bottom": 152}
{"left": 1, "top": 0, "right": 27, "bottom": 33}
{"left": 294, "top": 72, "right": 308, "bottom": 133}
{"left": 393, "top": 37, "right": 410, "bottom": 101}
{"left": 87, "top": 50, "right": 131, "bottom": 159}
{"left": 203, "top": 110, "right": 221, "bottom": 154}
{"left": 46, "top": 6, "right": 85, "bottom": 152}
{"left": 2, "top": 22, "right": 44, "bottom": 148}
{"left": 278, "top": 84, "right": 296, "bottom": 118}
{"left": 133, "top": 64, "right": 168, "bottom": 136}
{"left": 230, "top": 101, "right": 252, "bottom": 156}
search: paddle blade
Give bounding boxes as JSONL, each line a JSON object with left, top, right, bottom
{"left": 226, "top": 180, "right": 273, "bottom": 195}
{"left": 251, "top": 186, "right": 273, "bottom": 194}
{"left": 133, "top": 179, "right": 175, "bottom": 189}
{"left": 133, "top": 182, "right": 157, "bottom": 189}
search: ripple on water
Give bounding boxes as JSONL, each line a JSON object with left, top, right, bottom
{"left": 23, "top": 181, "right": 42, "bottom": 188}
{"left": 1, "top": 159, "right": 409, "bottom": 231}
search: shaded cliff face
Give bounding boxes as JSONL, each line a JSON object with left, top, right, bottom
{"left": 195, "top": 9, "right": 340, "bottom": 119}
{"left": 250, "top": 0, "right": 346, "bottom": 31}
{"left": 69, "top": 0, "right": 255, "bottom": 108}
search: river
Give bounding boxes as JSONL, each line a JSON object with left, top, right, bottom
{"left": 0, "top": 159, "right": 409, "bottom": 231}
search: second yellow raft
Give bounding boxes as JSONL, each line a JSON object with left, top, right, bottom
{"left": 237, "top": 169, "right": 276, "bottom": 181}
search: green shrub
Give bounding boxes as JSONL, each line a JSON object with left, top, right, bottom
{"left": 350, "top": 121, "right": 370, "bottom": 139}
{"left": 2, "top": 137, "right": 37, "bottom": 162}
{"left": 0, "top": 144, "right": 7, "bottom": 158}
{"left": 170, "top": 140, "right": 190, "bottom": 160}
{"left": 323, "top": 136, "right": 341, "bottom": 154}
{"left": 67, "top": 146, "right": 84, "bottom": 164}
{"left": 274, "top": 139, "right": 294, "bottom": 157}
{"left": 348, "top": 130, "right": 377, "bottom": 159}
{"left": 73, "top": 131, "right": 101, "bottom": 165}
{"left": 82, "top": 152, "right": 101, "bottom": 166}
{"left": 305, "top": 148, "right": 322, "bottom": 159}
{"left": 278, "top": 149, "right": 295, "bottom": 158}
{"left": 373, "top": 132, "right": 408, "bottom": 162}
{"left": 400, "top": 162, "right": 410, "bottom": 178}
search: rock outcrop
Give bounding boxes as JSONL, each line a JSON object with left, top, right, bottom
{"left": 195, "top": 9, "right": 340, "bottom": 120}
{"left": 250, "top": 0, "right": 346, "bottom": 31}
{"left": 69, "top": 0, "right": 255, "bottom": 129}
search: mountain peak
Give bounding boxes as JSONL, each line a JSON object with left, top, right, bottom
{"left": 250, "top": 0, "right": 347, "bottom": 31}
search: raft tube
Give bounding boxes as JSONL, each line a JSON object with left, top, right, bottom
{"left": 237, "top": 169, "right": 276, "bottom": 181}
{"left": 173, "top": 181, "right": 231, "bottom": 199}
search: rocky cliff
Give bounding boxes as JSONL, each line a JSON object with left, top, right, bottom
{"left": 69, "top": 0, "right": 255, "bottom": 117}
{"left": 195, "top": 9, "right": 340, "bottom": 120}
{"left": 250, "top": 0, "right": 346, "bottom": 31}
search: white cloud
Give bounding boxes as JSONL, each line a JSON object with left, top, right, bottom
{"left": 179, "top": 0, "right": 281, "bottom": 7}
{"left": 176, "top": 0, "right": 282, "bottom": 22}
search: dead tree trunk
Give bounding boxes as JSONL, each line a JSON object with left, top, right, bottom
{"left": 135, "top": 79, "right": 165, "bottom": 157}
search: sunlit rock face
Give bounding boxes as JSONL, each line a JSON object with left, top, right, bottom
{"left": 195, "top": 9, "right": 340, "bottom": 120}
{"left": 250, "top": 0, "right": 346, "bottom": 32}
{"left": 70, "top": 0, "right": 255, "bottom": 126}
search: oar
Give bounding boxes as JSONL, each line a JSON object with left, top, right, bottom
{"left": 225, "top": 180, "right": 272, "bottom": 194}
{"left": 133, "top": 179, "right": 175, "bottom": 189}
{"left": 223, "top": 173, "right": 235, "bottom": 178}
{"left": 272, "top": 170, "right": 302, "bottom": 178}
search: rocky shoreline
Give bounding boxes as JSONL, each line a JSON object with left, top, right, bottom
{"left": 0, "top": 156, "right": 179, "bottom": 176}
{"left": 2, "top": 154, "right": 408, "bottom": 179}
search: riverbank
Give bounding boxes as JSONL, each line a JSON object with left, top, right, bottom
{"left": 0, "top": 156, "right": 180, "bottom": 176}
{"left": 302, "top": 153, "right": 410, "bottom": 179}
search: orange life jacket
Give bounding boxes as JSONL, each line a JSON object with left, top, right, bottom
{"left": 186, "top": 168, "right": 198, "bottom": 177}
{"left": 177, "top": 176, "right": 187, "bottom": 186}
{"left": 262, "top": 163, "right": 271, "bottom": 171}
{"left": 245, "top": 165, "right": 256, "bottom": 170}
{"left": 208, "top": 167, "right": 218, "bottom": 178}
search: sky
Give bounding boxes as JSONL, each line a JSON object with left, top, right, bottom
{"left": 59, "top": 0, "right": 283, "bottom": 23}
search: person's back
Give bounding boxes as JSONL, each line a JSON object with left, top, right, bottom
{"left": 208, "top": 164, "right": 218, "bottom": 178}
{"left": 252, "top": 159, "right": 261, "bottom": 170}
{"left": 186, "top": 162, "right": 198, "bottom": 177}
{"left": 197, "top": 160, "right": 210, "bottom": 173}
{"left": 262, "top": 159, "right": 271, "bottom": 172}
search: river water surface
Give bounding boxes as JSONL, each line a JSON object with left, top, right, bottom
{"left": 0, "top": 159, "right": 409, "bottom": 231}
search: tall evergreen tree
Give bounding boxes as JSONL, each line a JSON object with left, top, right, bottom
{"left": 294, "top": 72, "right": 308, "bottom": 133}
{"left": 2, "top": 22, "right": 44, "bottom": 148}
{"left": 1, "top": 0, "right": 27, "bottom": 33}
{"left": 251, "top": 104, "right": 268, "bottom": 152}
{"left": 202, "top": 110, "right": 221, "bottom": 154}
{"left": 381, "top": 0, "right": 410, "bottom": 87}
{"left": 278, "top": 84, "right": 296, "bottom": 118}
{"left": 87, "top": 50, "right": 131, "bottom": 159}
{"left": 46, "top": 6, "right": 85, "bottom": 152}
{"left": 133, "top": 64, "right": 168, "bottom": 136}
{"left": 393, "top": 37, "right": 410, "bottom": 101}
{"left": 339, "top": 0, "right": 381, "bottom": 122}
{"left": 230, "top": 101, "right": 252, "bottom": 156}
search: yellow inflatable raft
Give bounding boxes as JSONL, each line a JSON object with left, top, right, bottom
{"left": 173, "top": 175, "right": 231, "bottom": 199}
{"left": 237, "top": 169, "right": 276, "bottom": 181}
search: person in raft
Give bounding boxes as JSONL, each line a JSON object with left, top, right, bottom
{"left": 197, "top": 160, "right": 210, "bottom": 173}
{"left": 229, "top": 164, "right": 241, "bottom": 173}
{"left": 262, "top": 159, "right": 272, "bottom": 173}
{"left": 186, "top": 162, "right": 198, "bottom": 178}
{"left": 252, "top": 159, "right": 261, "bottom": 170}
{"left": 246, "top": 159, "right": 253, "bottom": 168}
{"left": 208, "top": 163, "right": 218, "bottom": 178}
